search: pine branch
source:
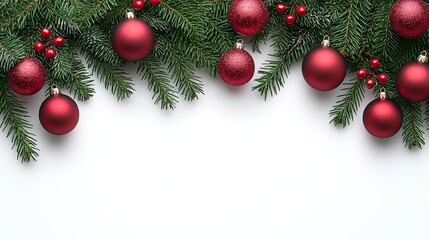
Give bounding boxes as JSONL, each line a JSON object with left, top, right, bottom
{"left": 86, "top": 55, "right": 134, "bottom": 101}
{"left": 330, "top": 78, "right": 365, "bottom": 127}
{"left": 155, "top": 35, "right": 204, "bottom": 101}
{"left": 138, "top": 57, "right": 178, "bottom": 109}
{"left": 0, "top": 73, "right": 39, "bottom": 162}
{"left": 395, "top": 97, "right": 425, "bottom": 149}
{"left": 75, "top": 0, "right": 118, "bottom": 27}
{"left": 0, "top": 0, "right": 41, "bottom": 30}
{"left": 0, "top": 32, "right": 27, "bottom": 71}
{"left": 253, "top": 29, "right": 316, "bottom": 99}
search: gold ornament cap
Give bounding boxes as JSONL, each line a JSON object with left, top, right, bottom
{"left": 126, "top": 10, "right": 135, "bottom": 19}
{"left": 321, "top": 36, "right": 330, "bottom": 47}
{"left": 235, "top": 38, "right": 245, "bottom": 50}
{"left": 378, "top": 88, "right": 388, "bottom": 99}
{"left": 50, "top": 85, "right": 61, "bottom": 95}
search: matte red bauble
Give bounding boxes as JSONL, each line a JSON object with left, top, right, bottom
{"left": 302, "top": 39, "right": 347, "bottom": 91}
{"left": 39, "top": 86, "right": 79, "bottom": 135}
{"left": 112, "top": 13, "right": 155, "bottom": 61}
{"left": 363, "top": 90, "right": 403, "bottom": 138}
{"left": 7, "top": 57, "right": 46, "bottom": 95}
{"left": 218, "top": 40, "right": 255, "bottom": 86}
{"left": 389, "top": 0, "right": 429, "bottom": 39}
{"left": 228, "top": 0, "right": 269, "bottom": 36}
{"left": 396, "top": 53, "right": 429, "bottom": 102}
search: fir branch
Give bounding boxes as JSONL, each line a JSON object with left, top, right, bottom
{"left": 396, "top": 97, "right": 425, "bottom": 149}
{"left": 138, "top": 57, "right": 178, "bottom": 109}
{"left": 0, "top": 0, "right": 40, "bottom": 30}
{"left": 330, "top": 78, "right": 365, "bottom": 127}
{"left": 253, "top": 29, "right": 315, "bottom": 99}
{"left": 86, "top": 55, "right": 134, "bottom": 100}
{"left": 155, "top": 36, "right": 204, "bottom": 101}
{"left": 0, "top": 32, "right": 26, "bottom": 71}
{"left": 75, "top": 0, "right": 117, "bottom": 27}
{"left": 0, "top": 73, "right": 39, "bottom": 162}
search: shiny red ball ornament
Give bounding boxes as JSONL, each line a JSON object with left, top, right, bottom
{"left": 285, "top": 14, "right": 296, "bottom": 25}
{"left": 133, "top": 0, "right": 145, "bottom": 10}
{"left": 7, "top": 57, "right": 46, "bottom": 95}
{"left": 396, "top": 53, "right": 429, "bottom": 102}
{"left": 275, "top": 3, "right": 287, "bottom": 13}
{"left": 45, "top": 48, "right": 56, "bottom": 59}
{"left": 40, "top": 28, "right": 51, "bottom": 39}
{"left": 228, "top": 0, "right": 269, "bottom": 36}
{"left": 39, "top": 86, "right": 79, "bottom": 135}
{"left": 366, "top": 79, "right": 375, "bottom": 89}
{"left": 357, "top": 68, "right": 368, "bottom": 79}
{"left": 363, "top": 90, "right": 403, "bottom": 138}
{"left": 53, "top": 36, "right": 65, "bottom": 47}
{"left": 112, "top": 13, "right": 155, "bottom": 61}
{"left": 302, "top": 38, "right": 347, "bottom": 91}
{"left": 370, "top": 58, "right": 380, "bottom": 69}
{"left": 218, "top": 40, "right": 255, "bottom": 86}
{"left": 34, "top": 42, "right": 45, "bottom": 53}
{"left": 377, "top": 73, "right": 388, "bottom": 84}
{"left": 149, "top": 0, "right": 160, "bottom": 5}
{"left": 295, "top": 5, "right": 307, "bottom": 16}
{"left": 389, "top": 0, "right": 429, "bottom": 39}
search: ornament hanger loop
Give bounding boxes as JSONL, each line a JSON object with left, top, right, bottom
{"left": 379, "top": 87, "right": 387, "bottom": 99}
{"left": 235, "top": 37, "right": 245, "bottom": 50}
{"left": 418, "top": 50, "right": 428, "bottom": 63}
{"left": 321, "top": 35, "right": 330, "bottom": 47}
{"left": 421, "top": 50, "right": 427, "bottom": 56}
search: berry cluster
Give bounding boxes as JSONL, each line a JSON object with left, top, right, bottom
{"left": 33, "top": 28, "right": 64, "bottom": 59}
{"left": 357, "top": 58, "right": 388, "bottom": 89}
{"left": 133, "top": 0, "right": 161, "bottom": 10}
{"left": 275, "top": 2, "right": 307, "bottom": 25}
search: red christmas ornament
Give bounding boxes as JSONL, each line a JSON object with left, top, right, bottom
{"left": 295, "top": 5, "right": 307, "bottom": 16}
{"left": 7, "top": 57, "right": 46, "bottom": 95}
{"left": 149, "top": 0, "right": 160, "bottom": 5}
{"left": 133, "top": 0, "right": 145, "bottom": 10}
{"left": 363, "top": 89, "right": 403, "bottom": 138}
{"left": 112, "top": 12, "right": 155, "bottom": 61}
{"left": 389, "top": 0, "right": 429, "bottom": 39}
{"left": 275, "top": 3, "right": 287, "bottom": 13}
{"left": 218, "top": 39, "right": 255, "bottom": 86}
{"left": 285, "top": 14, "right": 296, "bottom": 25}
{"left": 396, "top": 52, "right": 429, "bottom": 102}
{"left": 34, "top": 42, "right": 45, "bottom": 53}
{"left": 40, "top": 28, "right": 51, "bottom": 39}
{"left": 302, "top": 38, "right": 347, "bottom": 91}
{"left": 45, "top": 48, "right": 57, "bottom": 59}
{"left": 39, "top": 86, "right": 79, "bottom": 135}
{"left": 53, "top": 36, "right": 65, "bottom": 47}
{"left": 228, "top": 0, "right": 269, "bottom": 36}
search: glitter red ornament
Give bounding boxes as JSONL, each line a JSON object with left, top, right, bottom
{"left": 218, "top": 39, "right": 255, "bottom": 86}
{"left": 7, "top": 57, "right": 46, "bottom": 96}
{"left": 396, "top": 51, "right": 429, "bottom": 102}
{"left": 112, "top": 11, "right": 155, "bottom": 61}
{"left": 363, "top": 89, "right": 403, "bottom": 138}
{"left": 302, "top": 37, "right": 347, "bottom": 91}
{"left": 228, "top": 0, "right": 269, "bottom": 36}
{"left": 39, "top": 86, "right": 79, "bottom": 135}
{"left": 389, "top": 0, "right": 429, "bottom": 39}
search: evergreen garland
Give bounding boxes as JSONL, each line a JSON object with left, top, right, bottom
{"left": 0, "top": 0, "right": 429, "bottom": 162}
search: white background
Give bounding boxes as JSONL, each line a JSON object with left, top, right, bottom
{"left": 1, "top": 43, "right": 429, "bottom": 240}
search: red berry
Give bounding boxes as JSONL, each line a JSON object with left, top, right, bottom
{"left": 34, "top": 42, "right": 45, "bottom": 53}
{"left": 45, "top": 48, "right": 57, "bottom": 59}
{"left": 366, "top": 79, "right": 376, "bottom": 89}
{"left": 295, "top": 5, "right": 307, "bottom": 16}
{"left": 53, "top": 36, "right": 65, "bottom": 47}
{"left": 149, "top": 0, "right": 160, "bottom": 5}
{"left": 357, "top": 68, "right": 368, "bottom": 79}
{"left": 370, "top": 58, "right": 380, "bottom": 69}
{"left": 275, "top": 3, "right": 287, "bottom": 13}
{"left": 133, "top": 0, "right": 145, "bottom": 10}
{"left": 285, "top": 14, "right": 296, "bottom": 25}
{"left": 377, "top": 73, "right": 388, "bottom": 84}
{"left": 41, "top": 28, "right": 51, "bottom": 39}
